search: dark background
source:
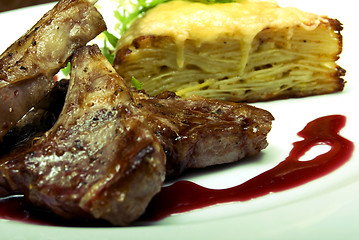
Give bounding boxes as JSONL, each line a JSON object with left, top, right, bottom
{"left": 0, "top": 0, "right": 56, "bottom": 12}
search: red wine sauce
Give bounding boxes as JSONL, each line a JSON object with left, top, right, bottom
{"left": 0, "top": 115, "right": 354, "bottom": 225}
{"left": 142, "top": 114, "right": 354, "bottom": 221}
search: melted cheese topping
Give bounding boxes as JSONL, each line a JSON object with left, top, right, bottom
{"left": 117, "top": 0, "right": 327, "bottom": 69}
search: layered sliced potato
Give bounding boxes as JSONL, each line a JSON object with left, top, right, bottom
{"left": 114, "top": 0, "right": 345, "bottom": 102}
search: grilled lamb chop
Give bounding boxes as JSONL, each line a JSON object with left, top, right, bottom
{"left": 2, "top": 75, "right": 273, "bottom": 179}
{"left": 0, "top": 40, "right": 273, "bottom": 225}
{"left": 132, "top": 91, "right": 274, "bottom": 176}
{"left": 0, "top": 45, "right": 166, "bottom": 226}
{"left": 0, "top": 0, "right": 106, "bottom": 141}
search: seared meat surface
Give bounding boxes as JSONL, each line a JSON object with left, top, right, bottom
{"left": 133, "top": 91, "right": 274, "bottom": 176}
{"left": 0, "top": 45, "right": 166, "bottom": 226}
{"left": 0, "top": 0, "right": 106, "bottom": 141}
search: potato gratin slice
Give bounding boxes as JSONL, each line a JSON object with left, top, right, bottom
{"left": 114, "top": 0, "right": 344, "bottom": 102}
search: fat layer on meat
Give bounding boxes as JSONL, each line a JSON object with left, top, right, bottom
{"left": 0, "top": 0, "right": 106, "bottom": 141}
{"left": 0, "top": 45, "right": 166, "bottom": 226}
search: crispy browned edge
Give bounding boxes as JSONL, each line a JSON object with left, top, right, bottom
{"left": 114, "top": 18, "right": 345, "bottom": 102}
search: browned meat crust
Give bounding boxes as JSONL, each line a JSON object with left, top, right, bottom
{"left": 0, "top": 0, "right": 106, "bottom": 141}
{"left": 132, "top": 91, "right": 274, "bottom": 176}
{"left": 0, "top": 45, "right": 166, "bottom": 226}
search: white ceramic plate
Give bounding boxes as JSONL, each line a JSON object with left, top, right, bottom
{"left": 0, "top": 0, "right": 358, "bottom": 239}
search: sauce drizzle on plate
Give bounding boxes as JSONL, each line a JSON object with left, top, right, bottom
{"left": 142, "top": 114, "right": 354, "bottom": 221}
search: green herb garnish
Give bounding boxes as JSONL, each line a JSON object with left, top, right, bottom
{"left": 61, "top": 61, "right": 71, "bottom": 77}
{"left": 131, "top": 76, "right": 143, "bottom": 90}
{"left": 103, "top": 30, "right": 119, "bottom": 48}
